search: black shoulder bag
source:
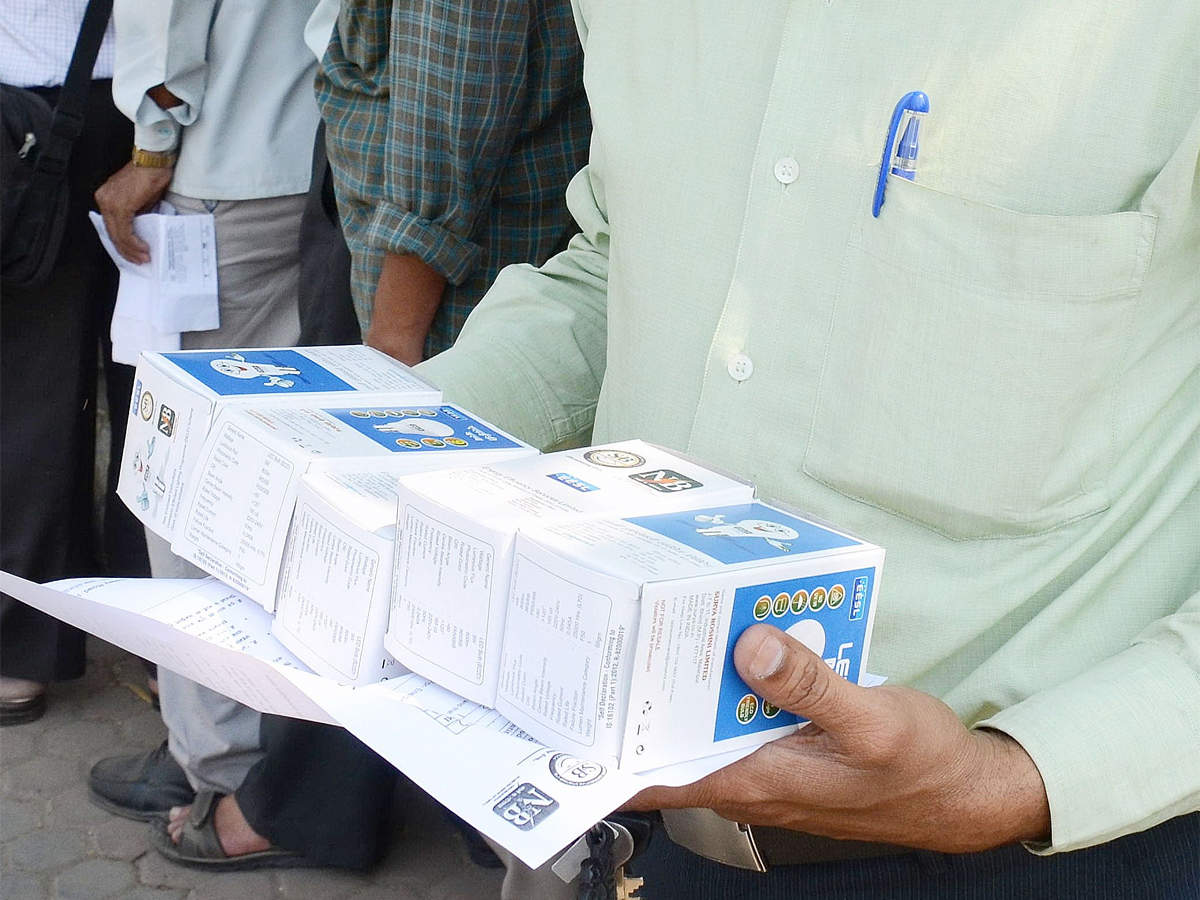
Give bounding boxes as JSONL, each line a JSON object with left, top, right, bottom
{"left": 1, "top": 0, "right": 114, "bottom": 289}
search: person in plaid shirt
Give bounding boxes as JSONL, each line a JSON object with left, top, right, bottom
{"left": 318, "top": 0, "right": 591, "bottom": 363}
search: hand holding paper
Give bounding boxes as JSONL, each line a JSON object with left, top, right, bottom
{"left": 90, "top": 205, "right": 219, "bottom": 364}
{"left": 627, "top": 623, "right": 1051, "bottom": 853}
{"left": 94, "top": 160, "right": 174, "bottom": 264}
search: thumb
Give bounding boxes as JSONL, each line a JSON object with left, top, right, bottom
{"left": 733, "top": 624, "right": 871, "bottom": 734}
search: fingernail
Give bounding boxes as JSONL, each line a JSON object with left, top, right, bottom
{"left": 749, "top": 631, "right": 785, "bottom": 679}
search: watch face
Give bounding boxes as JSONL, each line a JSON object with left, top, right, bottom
{"left": 583, "top": 448, "right": 647, "bottom": 468}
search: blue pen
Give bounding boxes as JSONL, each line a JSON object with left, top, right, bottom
{"left": 871, "top": 91, "right": 929, "bottom": 217}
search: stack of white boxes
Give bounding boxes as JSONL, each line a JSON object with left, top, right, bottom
{"left": 117, "top": 348, "right": 888, "bottom": 770}
{"left": 384, "top": 441, "right": 756, "bottom": 705}
{"left": 171, "top": 402, "right": 534, "bottom": 611}
{"left": 119, "top": 345, "right": 440, "bottom": 543}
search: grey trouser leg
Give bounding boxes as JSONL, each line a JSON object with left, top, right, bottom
{"left": 147, "top": 192, "right": 306, "bottom": 793}
{"left": 484, "top": 837, "right": 578, "bottom": 900}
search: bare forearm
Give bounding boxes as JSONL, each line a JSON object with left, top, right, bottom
{"left": 365, "top": 252, "right": 447, "bottom": 365}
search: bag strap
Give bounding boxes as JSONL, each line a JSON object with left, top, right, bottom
{"left": 34, "top": 0, "right": 115, "bottom": 178}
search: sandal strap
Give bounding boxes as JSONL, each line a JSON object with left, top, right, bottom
{"left": 178, "top": 791, "right": 228, "bottom": 859}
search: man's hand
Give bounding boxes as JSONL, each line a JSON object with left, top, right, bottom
{"left": 366, "top": 253, "right": 447, "bottom": 366}
{"left": 629, "top": 624, "right": 1051, "bottom": 853}
{"left": 94, "top": 161, "right": 174, "bottom": 264}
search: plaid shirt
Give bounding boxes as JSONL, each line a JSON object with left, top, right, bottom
{"left": 316, "top": 0, "right": 591, "bottom": 356}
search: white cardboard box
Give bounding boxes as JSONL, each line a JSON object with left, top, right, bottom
{"left": 386, "top": 440, "right": 756, "bottom": 707}
{"left": 496, "top": 500, "right": 884, "bottom": 771}
{"left": 172, "top": 403, "right": 534, "bottom": 612}
{"left": 273, "top": 446, "right": 525, "bottom": 684}
{"left": 118, "top": 346, "right": 440, "bottom": 543}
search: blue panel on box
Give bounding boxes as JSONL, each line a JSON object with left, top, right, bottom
{"left": 165, "top": 349, "right": 356, "bottom": 395}
{"left": 712, "top": 566, "right": 876, "bottom": 742}
{"left": 323, "top": 405, "right": 523, "bottom": 453}
{"left": 626, "top": 502, "right": 860, "bottom": 566}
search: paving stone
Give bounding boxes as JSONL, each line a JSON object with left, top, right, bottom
{"left": 184, "top": 870, "right": 273, "bottom": 900}
{"left": 53, "top": 858, "right": 136, "bottom": 898}
{"left": 44, "top": 788, "right": 119, "bottom": 833}
{"left": 122, "top": 887, "right": 188, "bottom": 900}
{"left": 40, "top": 718, "right": 121, "bottom": 764}
{"left": 5, "top": 828, "right": 87, "bottom": 873}
{"left": 0, "top": 870, "right": 48, "bottom": 899}
{"left": 0, "top": 723, "right": 39, "bottom": 765}
{"left": 0, "top": 797, "right": 44, "bottom": 842}
{"left": 116, "top": 711, "right": 169, "bottom": 748}
{"left": 0, "top": 645, "right": 510, "bottom": 900}
{"left": 87, "top": 813, "right": 151, "bottom": 861}
{"left": 136, "top": 850, "right": 216, "bottom": 891}
{"left": 0, "top": 755, "right": 79, "bottom": 803}
{"left": 274, "top": 864, "right": 376, "bottom": 898}
{"left": 75, "top": 684, "right": 153, "bottom": 723}
{"left": 274, "top": 864, "right": 391, "bottom": 897}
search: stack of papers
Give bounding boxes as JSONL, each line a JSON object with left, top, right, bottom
{"left": 90, "top": 204, "right": 219, "bottom": 364}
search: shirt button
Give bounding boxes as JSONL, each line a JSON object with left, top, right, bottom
{"left": 773, "top": 156, "right": 799, "bottom": 185}
{"left": 727, "top": 353, "right": 754, "bottom": 382}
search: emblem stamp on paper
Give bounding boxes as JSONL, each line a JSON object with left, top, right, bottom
{"left": 583, "top": 448, "right": 646, "bottom": 468}
{"left": 548, "top": 753, "right": 606, "bottom": 787}
{"left": 493, "top": 782, "right": 559, "bottom": 830}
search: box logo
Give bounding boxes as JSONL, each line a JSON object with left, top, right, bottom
{"left": 850, "top": 577, "right": 868, "bottom": 621}
{"left": 630, "top": 469, "right": 702, "bottom": 493}
{"left": 138, "top": 391, "right": 154, "bottom": 421}
{"left": 493, "top": 783, "right": 558, "bottom": 830}
{"left": 157, "top": 405, "right": 175, "bottom": 437}
{"left": 547, "top": 472, "right": 598, "bottom": 492}
{"left": 583, "top": 448, "right": 645, "bottom": 468}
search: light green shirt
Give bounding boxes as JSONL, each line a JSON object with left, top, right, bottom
{"left": 420, "top": 0, "right": 1200, "bottom": 853}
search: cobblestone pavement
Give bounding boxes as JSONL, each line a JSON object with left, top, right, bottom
{"left": 0, "top": 640, "right": 505, "bottom": 899}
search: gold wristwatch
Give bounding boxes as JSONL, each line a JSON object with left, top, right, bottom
{"left": 131, "top": 147, "right": 178, "bottom": 168}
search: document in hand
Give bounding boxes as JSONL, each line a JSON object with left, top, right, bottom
{"left": 89, "top": 207, "right": 219, "bottom": 364}
{"left": 386, "top": 441, "right": 756, "bottom": 707}
{"left": 497, "top": 500, "right": 884, "bottom": 771}
{"left": 172, "top": 403, "right": 535, "bottom": 613}
{"left": 117, "top": 346, "right": 440, "bottom": 545}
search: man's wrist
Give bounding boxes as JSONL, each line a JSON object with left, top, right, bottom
{"left": 966, "top": 728, "right": 1052, "bottom": 849}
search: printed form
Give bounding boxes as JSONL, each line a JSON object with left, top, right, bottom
{"left": 0, "top": 571, "right": 757, "bottom": 869}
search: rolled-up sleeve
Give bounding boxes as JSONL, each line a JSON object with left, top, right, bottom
{"left": 112, "top": 0, "right": 217, "bottom": 149}
{"left": 359, "top": 1, "right": 539, "bottom": 285}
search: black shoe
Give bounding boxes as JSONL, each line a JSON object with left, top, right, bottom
{"left": 89, "top": 740, "right": 196, "bottom": 822}
{"left": 0, "top": 677, "right": 46, "bottom": 726}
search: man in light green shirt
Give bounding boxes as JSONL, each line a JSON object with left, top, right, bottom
{"left": 420, "top": 1, "right": 1199, "bottom": 895}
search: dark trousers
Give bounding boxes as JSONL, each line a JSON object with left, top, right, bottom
{"left": 1, "top": 79, "right": 149, "bottom": 682}
{"left": 296, "top": 122, "right": 361, "bottom": 347}
{"left": 628, "top": 812, "right": 1199, "bottom": 899}
{"left": 236, "top": 715, "right": 397, "bottom": 870}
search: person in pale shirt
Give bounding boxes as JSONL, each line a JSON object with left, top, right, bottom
{"left": 413, "top": 2, "right": 1200, "bottom": 897}
{"left": 86, "top": 0, "right": 322, "bottom": 833}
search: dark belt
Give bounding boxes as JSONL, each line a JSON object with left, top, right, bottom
{"left": 661, "top": 809, "right": 908, "bottom": 871}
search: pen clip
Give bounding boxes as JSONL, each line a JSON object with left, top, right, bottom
{"left": 872, "top": 90, "right": 929, "bottom": 217}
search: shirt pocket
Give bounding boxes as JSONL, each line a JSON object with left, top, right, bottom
{"left": 801, "top": 179, "right": 1157, "bottom": 541}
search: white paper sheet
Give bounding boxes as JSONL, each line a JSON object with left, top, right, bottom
{"left": 90, "top": 205, "right": 219, "bottom": 364}
{"left": 0, "top": 571, "right": 759, "bottom": 868}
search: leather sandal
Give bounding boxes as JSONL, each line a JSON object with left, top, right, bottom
{"left": 147, "top": 790, "right": 322, "bottom": 871}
